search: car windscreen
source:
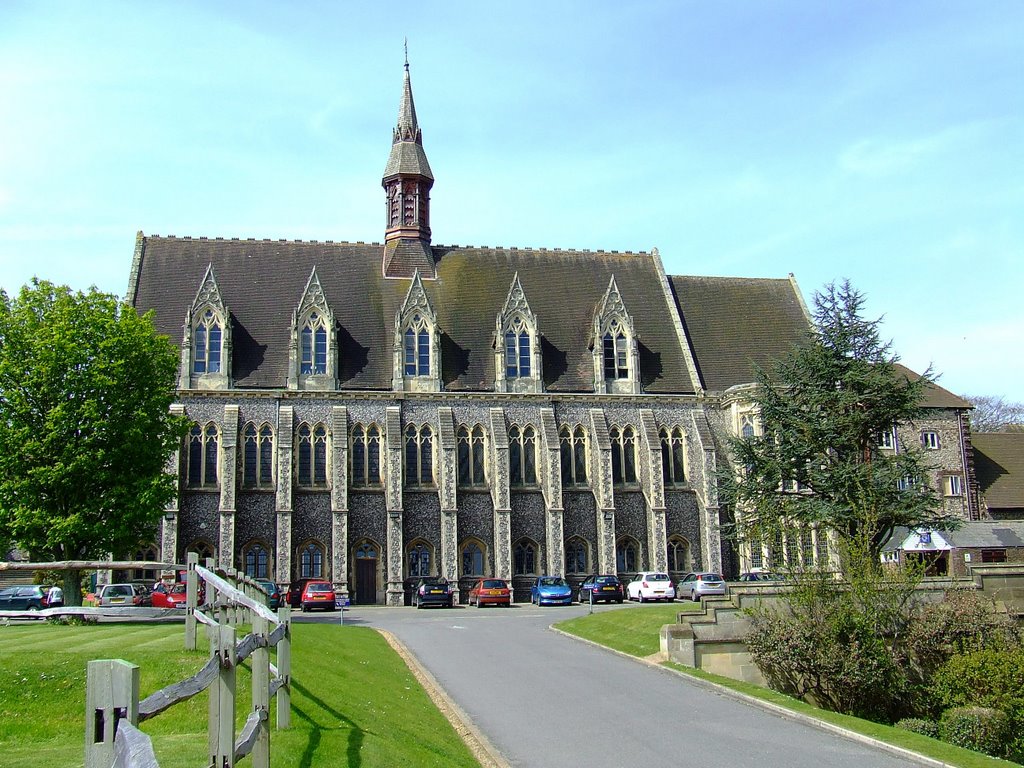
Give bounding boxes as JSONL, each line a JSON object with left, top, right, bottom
{"left": 700, "top": 573, "right": 724, "bottom": 582}
{"left": 648, "top": 573, "right": 670, "bottom": 581}
{"left": 596, "top": 577, "right": 618, "bottom": 584}
{"left": 171, "top": 585, "right": 187, "bottom": 594}
{"left": 105, "top": 586, "right": 132, "bottom": 596}
{"left": 482, "top": 580, "right": 507, "bottom": 589}
{"left": 540, "top": 578, "right": 566, "bottom": 586}
{"left": 307, "top": 583, "right": 333, "bottom": 593}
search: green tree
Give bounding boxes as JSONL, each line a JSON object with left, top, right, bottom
{"left": 0, "top": 280, "right": 186, "bottom": 604}
{"left": 724, "top": 280, "right": 957, "bottom": 572}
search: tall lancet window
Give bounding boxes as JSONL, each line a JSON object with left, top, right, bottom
{"left": 289, "top": 268, "right": 336, "bottom": 390}
{"left": 194, "top": 310, "right": 222, "bottom": 374}
{"left": 404, "top": 317, "right": 431, "bottom": 376}
{"left": 592, "top": 276, "right": 639, "bottom": 394}
{"left": 301, "top": 312, "right": 328, "bottom": 375}
{"left": 602, "top": 320, "right": 629, "bottom": 381}
{"left": 393, "top": 270, "right": 440, "bottom": 392}
{"left": 505, "top": 319, "right": 532, "bottom": 379}
{"left": 494, "top": 272, "right": 542, "bottom": 393}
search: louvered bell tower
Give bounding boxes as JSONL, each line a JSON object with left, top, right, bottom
{"left": 382, "top": 56, "right": 435, "bottom": 279}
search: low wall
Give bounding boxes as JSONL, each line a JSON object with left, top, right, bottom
{"left": 661, "top": 565, "right": 1024, "bottom": 684}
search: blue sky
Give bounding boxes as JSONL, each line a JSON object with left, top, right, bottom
{"left": 1, "top": 2, "right": 1021, "bottom": 401}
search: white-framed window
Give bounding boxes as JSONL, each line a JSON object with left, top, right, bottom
{"left": 242, "top": 422, "right": 274, "bottom": 488}
{"left": 921, "top": 431, "right": 940, "bottom": 450}
{"left": 298, "top": 541, "right": 325, "bottom": 578}
{"left": 405, "top": 423, "right": 434, "bottom": 487}
{"left": 610, "top": 425, "right": 637, "bottom": 486}
{"left": 297, "top": 422, "right": 329, "bottom": 488}
{"left": 559, "top": 425, "right": 588, "bottom": 487}
{"left": 877, "top": 428, "right": 895, "bottom": 450}
{"left": 945, "top": 475, "right": 964, "bottom": 497}
{"left": 188, "top": 422, "right": 219, "bottom": 488}
{"left": 661, "top": 426, "right": 686, "bottom": 486}
{"left": 300, "top": 311, "right": 329, "bottom": 375}
{"left": 351, "top": 423, "right": 382, "bottom": 488}
{"left": 193, "top": 309, "right": 223, "bottom": 375}
{"left": 509, "top": 425, "right": 537, "bottom": 486}
{"left": 457, "top": 425, "right": 486, "bottom": 487}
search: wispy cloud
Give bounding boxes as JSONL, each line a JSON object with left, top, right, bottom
{"left": 838, "top": 122, "right": 993, "bottom": 177}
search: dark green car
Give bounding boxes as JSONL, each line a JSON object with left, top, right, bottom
{"left": 0, "top": 585, "right": 47, "bottom": 611}
{"left": 256, "top": 579, "right": 281, "bottom": 610}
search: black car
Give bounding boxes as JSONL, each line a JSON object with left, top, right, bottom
{"left": 412, "top": 577, "right": 454, "bottom": 608}
{"left": 0, "top": 585, "right": 47, "bottom": 611}
{"left": 578, "top": 574, "right": 624, "bottom": 604}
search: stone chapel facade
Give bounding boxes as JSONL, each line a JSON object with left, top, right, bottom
{"left": 128, "top": 62, "right": 977, "bottom": 604}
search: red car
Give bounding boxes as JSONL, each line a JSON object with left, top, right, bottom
{"left": 151, "top": 582, "right": 188, "bottom": 609}
{"left": 468, "top": 578, "right": 511, "bottom": 608}
{"left": 300, "top": 581, "right": 336, "bottom": 612}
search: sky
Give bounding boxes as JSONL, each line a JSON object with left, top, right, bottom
{"left": 1, "top": 2, "right": 1021, "bottom": 401}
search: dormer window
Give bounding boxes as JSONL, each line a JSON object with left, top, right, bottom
{"left": 404, "top": 316, "right": 431, "bottom": 376}
{"left": 494, "top": 273, "right": 542, "bottom": 393}
{"left": 301, "top": 312, "right": 328, "bottom": 375}
{"left": 505, "top": 319, "right": 532, "bottom": 379}
{"left": 194, "top": 310, "right": 222, "bottom": 374}
{"left": 603, "top": 321, "right": 628, "bottom": 380}
{"left": 592, "top": 276, "right": 639, "bottom": 394}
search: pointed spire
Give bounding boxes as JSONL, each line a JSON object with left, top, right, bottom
{"left": 384, "top": 53, "right": 433, "bottom": 180}
{"left": 395, "top": 42, "right": 421, "bottom": 145}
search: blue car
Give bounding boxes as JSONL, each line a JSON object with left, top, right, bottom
{"left": 530, "top": 576, "right": 573, "bottom": 606}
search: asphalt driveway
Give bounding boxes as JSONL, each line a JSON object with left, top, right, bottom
{"left": 326, "top": 603, "right": 921, "bottom": 768}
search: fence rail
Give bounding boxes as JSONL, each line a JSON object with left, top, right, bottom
{"left": 83, "top": 553, "right": 291, "bottom": 768}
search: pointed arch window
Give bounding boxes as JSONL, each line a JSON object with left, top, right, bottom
{"left": 408, "top": 540, "right": 432, "bottom": 578}
{"left": 559, "top": 425, "right": 588, "bottom": 487}
{"left": 513, "top": 539, "right": 538, "bottom": 576}
{"left": 461, "top": 540, "right": 485, "bottom": 577}
{"left": 186, "top": 540, "right": 215, "bottom": 564}
{"left": 504, "top": 317, "right": 532, "bottom": 379}
{"left": 616, "top": 537, "right": 639, "bottom": 573}
{"left": 242, "top": 422, "right": 274, "bottom": 488}
{"left": 565, "top": 537, "right": 589, "bottom": 574}
{"left": 609, "top": 426, "right": 637, "bottom": 486}
{"left": 300, "top": 311, "right": 329, "bottom": 375}
{"left": 297, "top": 422, "right": 328, "bottom": 488}
{"left": 243, "top": 541, "right": 270, "bottom": 579}
{"left": 457, "top": 425, "right": 486, "bottom": 487}
{"left": 299, "top": 541, "right": 325, "bottom": 578}
{"left": 660, "top": 427, "right": 686, "bottom": 486}
{"left": 188, "top": 422, "right": 219, "bottom": 488}
{"left": 509, "top": 425, "right": 537, "bottom": 486}
{"left": 603, "top": 320, "right": 629, "bottom": 381}
{"left": 740, "top": 414, "right": 756, "bottom": 438}
{"left": 351, "top": 424, "right": 382, "bottom": 488}
{"left": 404, "top": 315, "right": 431, "bottom": 376}
{"left": 667, "top": 536, "right": 691, "bottom": 574}
{"left": 193, "top": 309, "right": 223, "bottom": 374}
{"left": 405, "top": 424, "right": 434, "bottom": 487}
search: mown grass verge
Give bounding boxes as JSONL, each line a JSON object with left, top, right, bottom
{"left": 555, "top": 607, "right": 1019, "bottom": 768}
{"left": 0, "top": 621, "right": 479, "bottom": 768}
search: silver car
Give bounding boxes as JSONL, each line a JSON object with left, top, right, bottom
{"left": 679, "top": 572, "right": 727, "bottom": 601}
{"left": 98, "top": 583, "right": 146, "bottom": 607}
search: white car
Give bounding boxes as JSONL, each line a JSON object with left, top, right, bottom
{"left": 626, "top": 572, "right": 675, "bottom": 603}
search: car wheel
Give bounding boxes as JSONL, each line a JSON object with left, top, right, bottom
{"left": 690, "top": 589, "right": 698, "bottom": 602}
{"left": 639, "top": 592, "right": 646, "bottom": 604}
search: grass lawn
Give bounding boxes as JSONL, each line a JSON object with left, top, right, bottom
{"left": 0, "top": 621, "right": 479, "bottom": 768}
{"left": 555, "top": 607, "right": 1019, "bottom": 768}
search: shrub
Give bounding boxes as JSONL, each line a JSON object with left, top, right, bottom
{"left": 939, "top": 706, "right": 1009, "bottom": 757}
{"left": 895, "top": 718, "right": 939, "bottom": 739}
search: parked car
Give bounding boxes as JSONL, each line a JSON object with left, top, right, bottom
{"left": 0, "top": 585, "right": 47, "bottom": 611}
{"left": 578, "top": 574, "right": 624, "bottom": 604}
{"left": 530, "top": 576, "right": 573, "bottom": 606}
{"left": 256, "top": 579, "right": 282, "bottom": 610}
{"left": 129, "top": 581, "right": 153, "bottom": 607}
{"left": 626, "top": 572, "right": 675, "bottom": 602}
{"left": 412, "top": 577, "right": 454, "bottom": 608}
{"left": 468, "top": 578, "right": 511, "bottom": 607}
{"left": 151, "top": 582, "right": 188, "bottom": 609}
{"left": 679, "top": 572, "right": 727, "bottom": 601}
{"left": 98, "top": 583, "right": 148, "bottom": 607}
{"left": 738, "top": 571, "right": 783, "bottom": 582}
{"left": 286, "top": 578, "right": 318, "bottom": 608}
{"left": 300, "top": 581, "right": 336, "bottom": 612}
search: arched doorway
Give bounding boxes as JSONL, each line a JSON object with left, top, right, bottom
{"left": 353, "top": 540, "right": 380, "bottom": 604}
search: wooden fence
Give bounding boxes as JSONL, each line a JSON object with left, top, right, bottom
{"left": 84, "top": 553, "right": 292, "bottom": 768}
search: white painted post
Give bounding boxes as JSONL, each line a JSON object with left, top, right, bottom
{"left": 84, "top": 659, "right": 139, "bottom": 768}
{"left": 204, "top": 557, "right": 216, "bottom": 610}
{"left": 186, "top": 552, "right": 199, "bottom": 650}
{"left": 276, "top": 606, "right": 291, "bottom": 729}
{"left": 252, "top": 614, "right": 270, "bottom": 767}
{"left": 207, "top": 624, "right": 219, "bottom": 765}
{"left": 211, "top": 623, "right": 237, "bottom": 768}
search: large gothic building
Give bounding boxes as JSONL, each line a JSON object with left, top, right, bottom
{"left": 129, "top": 63, "right": 976, "bottom": 604}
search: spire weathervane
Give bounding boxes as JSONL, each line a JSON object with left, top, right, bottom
{"left": 404, "top": 38, "right": 409, "bottom": 70}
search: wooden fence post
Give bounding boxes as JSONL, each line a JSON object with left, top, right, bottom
{"left": 204, "top": 557, "right": 216, "bottom": 610}
{"left": 185, "top": 552, "right": 199, "bottom": 650}
{"left": 276, "top": 606, "right": 291, "bottom": 729}
{"left": 84, "top": 659, "right": 139, "bottom": 768}
{"left": 210, "top": 623, "right": 237, "bottom": 768}
{"left": 252, "top": 614, "right": 270, "bottom": 767}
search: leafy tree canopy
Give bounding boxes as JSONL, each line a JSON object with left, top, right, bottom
{"left": 0, "top": 280, "right": 187, "bottom": 600}
{"left": 724, "top": 280, "right": 959, "bottom": 569}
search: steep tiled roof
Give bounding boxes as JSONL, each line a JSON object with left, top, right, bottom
{"left": 892, "top": 364, "right": 972, "bottom": 409}
{"left": 667, "top": 275, "right": 810, "bottom": 392}
{"left": 973, "top": 432, "right": 1024, "bottom": 510}
{"left": 131, "top": 237, "right": 696, "bottom": 393}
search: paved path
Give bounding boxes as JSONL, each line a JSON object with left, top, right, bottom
{"left": 324, "top": 603, "right": 920, "bottom": 768}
